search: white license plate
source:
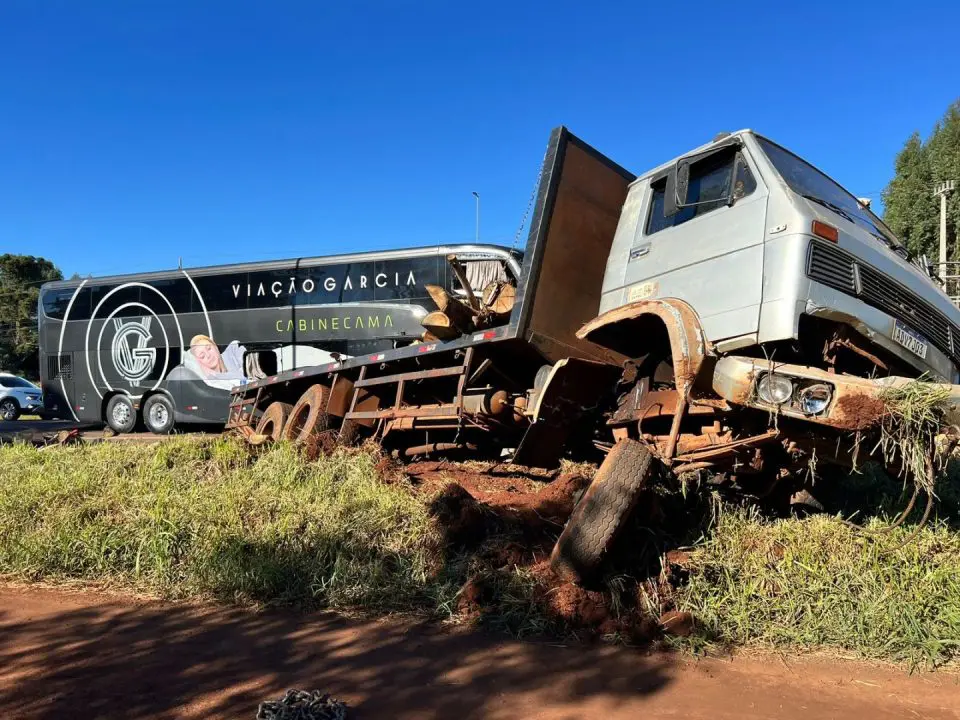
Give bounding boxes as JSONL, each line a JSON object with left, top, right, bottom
{"left": 892, "top": 320, "right": 928, "bottom": 359}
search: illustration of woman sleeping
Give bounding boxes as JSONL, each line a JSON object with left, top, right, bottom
{"left": 183, "top": 334, "right": 248, "bottom": 391}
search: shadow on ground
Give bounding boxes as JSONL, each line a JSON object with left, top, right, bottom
{"left": 0, "top": 587, "right": 673, "bottom": 720}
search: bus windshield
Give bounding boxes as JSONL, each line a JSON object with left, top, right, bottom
{"left": 755, "top": 136, "right": 907, "bottom": 258}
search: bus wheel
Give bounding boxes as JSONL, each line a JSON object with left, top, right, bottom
{"left": 283, "top": 385, "right": 331, "bottom": 442}
{"left": 105, "top": 394, "right": 137, "bottom": 434}
{"left": 256, "top": 401, "right": 293, "bottom": 442}
{"left": 143, "top": 394, "right": 175, "bottom": 435}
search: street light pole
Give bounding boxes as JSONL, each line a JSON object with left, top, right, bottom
{"left": 471, "top": 191, "right": 480, "bottom": 244}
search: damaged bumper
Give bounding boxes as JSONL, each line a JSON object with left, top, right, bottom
{"left": 711, "top": 356, "right": 960, "bottom": 430}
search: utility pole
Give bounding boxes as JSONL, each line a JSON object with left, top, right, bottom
{"left": 934, "top": 180, "right": 955, "bottom": 275}
{"left": 471, "top": 191, "right": 480, "bottom": 244}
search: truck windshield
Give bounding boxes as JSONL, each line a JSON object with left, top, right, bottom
{"left": 755, "top": 136, "right": 907, "bottom": 258}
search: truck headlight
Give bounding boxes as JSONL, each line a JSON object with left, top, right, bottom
{"left": 798, "top": 383, "right": 832, "bottom": 415}
{"left": 757, "top": 373, "right": 793, "bottom": 404}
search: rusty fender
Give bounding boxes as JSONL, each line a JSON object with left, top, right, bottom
{"left": 577, "top": 299, "right": 708, "bottom": 397}
{"left": 711, "top": 356, "right": 960, "bottom": 430}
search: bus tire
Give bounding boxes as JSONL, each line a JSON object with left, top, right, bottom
{"left": 283, "top": 385, "right": 331, "bottom": 442}
{"left": 256, "top": 401, "right": 293, "bottom": 442}
{"left": 549, "top": 438, "right": 654, "bottom": 584}
{"left": 105, "top": 394, "right": 137, "bottom": 435}
{"left": 143, "top": 394, "right": 175, "bottom": 435}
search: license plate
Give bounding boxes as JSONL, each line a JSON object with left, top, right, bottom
{"left": 892, "top": 320, "right": 928, "bottom": 359}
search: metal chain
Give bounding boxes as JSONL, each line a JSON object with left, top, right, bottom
{"left": 256, "top": 690, "right": 348, "bottom": 720}
{"left": 512, "top": 149, "right": 547, "bottom": 249}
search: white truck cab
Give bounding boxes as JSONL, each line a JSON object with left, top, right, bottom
{"left": 602, "top": 130, "right": 959, "bottom": 383}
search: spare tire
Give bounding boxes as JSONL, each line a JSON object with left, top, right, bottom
{"left": 549, "top": 438, "right": 655, "bottom": 584}
{"left": 282, "top": 385, "right": 331, "bottom": 442}
{"left": 255, "top": 401, "right": 294, "bottom": 442}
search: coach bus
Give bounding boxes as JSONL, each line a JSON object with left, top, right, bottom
{"left": 38, "top": 244, "right": 521, "bottom": 434}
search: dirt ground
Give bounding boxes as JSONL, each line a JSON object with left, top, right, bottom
{"left": 1, "top": 585, "right": 957, "bottom": 720}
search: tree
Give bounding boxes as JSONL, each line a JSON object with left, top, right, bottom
{"left": 0, "top": 254, "right": 63, "bottom": 379}
{"left": 883, "top": 100, "right": 960, "bottom": 261}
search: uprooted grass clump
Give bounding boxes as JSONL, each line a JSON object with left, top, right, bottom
{"left": 876, "top": 380, "right": 953, "bottom": 492}
{"left": 0, "top": 437, "right": 454, "bottom": 612}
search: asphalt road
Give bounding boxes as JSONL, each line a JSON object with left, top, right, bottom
{"left": 0, "top": 418, "right": 217, "bottom": 443}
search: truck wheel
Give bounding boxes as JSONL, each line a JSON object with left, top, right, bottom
{"left": 105, "top": 394, "right": 136, "bottom": 434}
{"left": 283, "top": 385, "right": 331, "bottom": 442}
{"left": 256, "top": 401, "right": 293, "bottom": 442}
{"left": 0, "top": 398, "right": 20, "bottom": 421}
{"left": 143, "top": 394, "right": 175, "bottom": 435}
{"left": 549, "top": 438, "right": 655, "bottom": 584}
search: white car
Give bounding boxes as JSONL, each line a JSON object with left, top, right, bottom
{"left": 0, "top": 373, "right": 43, "bottom": 421}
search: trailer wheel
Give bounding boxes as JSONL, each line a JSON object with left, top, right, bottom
{"left": 256, "top": 401, "right": 293, "bottom": 442}
{"left": 283, "top": 385, "right": 331, "bottom": 442}
{"left": 549, "top": 438, "right": 655, "bottom": 584}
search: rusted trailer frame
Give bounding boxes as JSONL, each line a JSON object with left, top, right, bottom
{"left": 226, "top": 128, "right": 636, "bottom": 466}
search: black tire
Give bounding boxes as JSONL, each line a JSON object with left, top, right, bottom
{"left": 143, "top": 394, "right": 175, "bottom": 435}
{"left": 105, "top": 394, "right": 137, "bottom": 434}
{"left": 256, "top": 401, "right": 294, "bottom": 442}
{"left": 549, "top": 438, "right": 655, "bottom": 584}
{"left": 0, "top": 398, "right": 20, "bottom": 422}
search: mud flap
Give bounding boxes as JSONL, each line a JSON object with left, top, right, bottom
{"left": 513, "top": 357, "right": 621, "bottom": 468}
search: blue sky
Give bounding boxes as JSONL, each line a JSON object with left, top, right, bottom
{"left": 2, "top": 1, "right": 958, "bottom": 278}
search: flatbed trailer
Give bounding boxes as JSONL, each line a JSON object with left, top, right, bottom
{"left": 226, "top": 128, "right": 635, "bottom": 467}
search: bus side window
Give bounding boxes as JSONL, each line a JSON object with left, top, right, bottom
{"left": 192, "top": 272, "right": 249, "bottom": 312}
{"left": 149, "top": 278, "right": 193, "bottom": 314}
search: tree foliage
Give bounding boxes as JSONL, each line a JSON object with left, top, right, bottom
{"left": 0, "top": 254, "right": 63, "bottom": 379}
{"left": 883, "top": 100, "right": 960, "bottom": 260}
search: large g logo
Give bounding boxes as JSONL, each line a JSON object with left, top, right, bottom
{"left": 111, "top": 317, "right": 158, "bottom": 386}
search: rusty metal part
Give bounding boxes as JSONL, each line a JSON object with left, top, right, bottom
{"left": 625, "top": 388, "right": 725, "bottom": 423}
{"left": 234, "top": 424, "right": 270, "bottom": 445}
{"left": 402, "top": 442, "right": 478, "bottom": 457}
{"left": 461, "top": 389, "right": 511, "bottom": 417}
{"left": 356, "top": 365, "right": 465, "bottom": 388}
{"left": 513, "top": 357, "right": 621, "bottom": 468}
{"left": 577, "top": 298, "right": 709, "bottom": 400}
{"left": 671, "top": 461, "right": 715, "bottom": 474}
{"left": 824, "top": 329, "right": 889, "bottom": 372}
{"left": 662, "top": 392, "right": 689, "bottom": 463}
{"left": 673, "top": 430, "right": 779, "bottom": 463}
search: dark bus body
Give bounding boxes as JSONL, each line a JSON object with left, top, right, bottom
{"left": 38, "top": 244, "right": 521, "bottom": 430}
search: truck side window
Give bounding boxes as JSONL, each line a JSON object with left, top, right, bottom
{"left": 645, "top": 150, "right": 755, "bottom": 235}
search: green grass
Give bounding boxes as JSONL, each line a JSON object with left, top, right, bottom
{"left": 675, "top": 504, "right": 960, "bottom": 667}
{"left": 2, "top": 437, "right": 960, "bottom": 666}
{"left": 0, "top": 437, "right": 455, "bottom": 612}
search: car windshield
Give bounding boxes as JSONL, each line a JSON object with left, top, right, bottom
{"left": 1, "top": 377, "right": 36, "bottom": 389}
{"left": 755, "top": 136, "right": 906, "bottom": 257}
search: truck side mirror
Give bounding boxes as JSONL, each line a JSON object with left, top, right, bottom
{"left": 664, "top": 138, "right": 742, "bottom": 217}
{"left": 664, "top": 168, "right": 680, "bottom": 217}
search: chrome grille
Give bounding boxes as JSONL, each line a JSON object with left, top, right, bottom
{"left": 807, "top": 239, "right": 959, "bottom": 365}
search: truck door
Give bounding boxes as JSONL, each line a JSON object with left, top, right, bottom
{"left": 620, "top": 143, "right": 768, "bottom": 344}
